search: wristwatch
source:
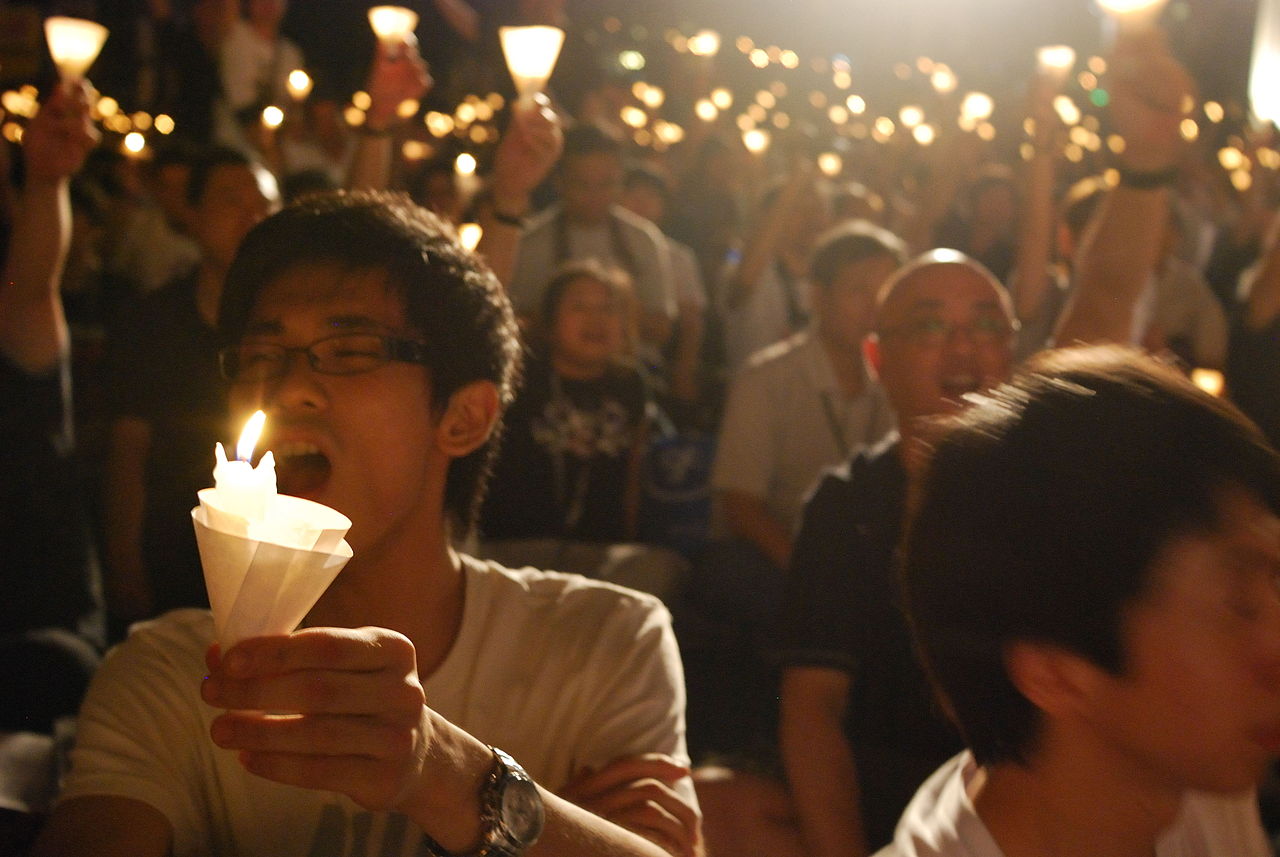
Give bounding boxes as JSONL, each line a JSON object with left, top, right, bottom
{"left": 422, "top": 746, "right": 545, "bottom": 857}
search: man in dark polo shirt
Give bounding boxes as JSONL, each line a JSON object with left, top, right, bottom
{"left": 776, "top": 252, "right": 1017, "bottom": 854}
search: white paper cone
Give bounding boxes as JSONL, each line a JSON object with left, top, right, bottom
{"left": 192, "top": 509, "right": 353, "bottom": 648}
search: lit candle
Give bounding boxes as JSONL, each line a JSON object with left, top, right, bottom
{"left": 1097, "top": 0, "right": 1169, "bottom": 32}
{"left": 368, "top": 6, "right": 419, "bottom": 54}
{"left": 286, "top": 69, "right": 313, "bottom": 102}
{"left": 44, "top": 16, "right": 109, "bottom": 83}
{"left": 500, "top": 25, "right": 565, "bottom": 108}
{"left": 212, "top": 410, "right": 276, "bottom": 522}
{"left": 1037, "top": 45, "right": 1077, "bottom": 86}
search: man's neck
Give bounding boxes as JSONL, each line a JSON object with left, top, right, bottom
{"left": 195, "top": 263, "right": 225, "bottom": 329}
{"left": 818, "top": 331, "right": 866, "bottom": 399}
{"left": 973, "top": 744, "right": 1183, "bottom": 857}
{"left": 305, "top": 520, "right": 466, "bottom": 680}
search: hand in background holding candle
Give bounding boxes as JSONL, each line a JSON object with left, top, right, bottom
{"left": 22, "top": 81, "right": 99, "bottom": 184}
{"left": 1107, "top": 28, "right": 1195, "bottom": 173}
{"left": 364, "top": 36, "right": 432, "bottom": 133}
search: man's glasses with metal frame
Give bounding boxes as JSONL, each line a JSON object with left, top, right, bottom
{"left": 878, "top": 316, "right": 1017, "bottom": 348}
{"left": 219, "top": 333, "right": 432, "bottom": 382}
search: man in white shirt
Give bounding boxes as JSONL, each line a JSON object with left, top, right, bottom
{"left": 33, "top": 192, "right": 699, "bottom": 857}
{"left": 886, "top": 345, "right": 1280, "bottom": 857}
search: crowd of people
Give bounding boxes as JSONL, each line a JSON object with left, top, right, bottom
{"left": 5, "top": 1, "right": 1280, "bottom": 856}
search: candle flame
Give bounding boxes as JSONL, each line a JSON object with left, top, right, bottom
{"left": 236, "top": 410, "right": 267, "bottom": 462}
{"left": 1191, "top": 369, "right": 1225, "bottom": 398}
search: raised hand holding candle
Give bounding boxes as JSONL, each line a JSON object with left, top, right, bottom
{"left": 500, "top": 25, "right": 565, "bottom": 109}
{"left": 368, "top": 5, "right": 419, "bottom": 56}
{"left": 44, "top": 16, "right": 109, "bottom": 83}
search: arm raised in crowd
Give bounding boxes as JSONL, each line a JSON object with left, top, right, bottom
{"left": 1007, "top": 70, "right": 1062, "bottom": 330}
{"left": 476, "top": 97, "right": 564, "bottom": 287}
{"left": 345, "top": 38, "right": 433, "bottom": 192}
{"left": 723, "top": 161, "right": 814, "bottom": 312}
{"left": 0, "top": 81, "right": 98, "bottom": 374}
{"left": 1053, "top": 29, "right": 1192, "bottom": 347}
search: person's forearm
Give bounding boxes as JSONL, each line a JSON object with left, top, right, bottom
{"left": 346, "top": 132, "right": 395, "bottom": 191}
{"left": 404, "top": 715, "right": 676, "bottom": 857}
{"left": 1053, "top": 184, "right": 1169, "bottom": 347}
{"left": 475, "top": 190, "right": 532, "bottom": 288}
{"left": 779, "top": 697, "right": 868, "bottom": 857}
{"left": 0, "top": 177, "right": 71, "bottom": 372}
{"left": 1010, "top": 148, "right": 1056, "bottom": 325}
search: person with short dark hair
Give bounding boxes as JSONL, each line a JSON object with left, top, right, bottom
{"left": 885, "top": 345, "right": 1280, "bottom": 856}
{"left": 508, "top": 124, "right": 677, "bottom": 353}
{"left": 101, "top": 146, "right": 277, "bottom": 628}
{"left": 35, "top": 191, "right": 699, "bottom": 857}
{"left": 778, "top": 251, "right": 1016, "bottom": 856}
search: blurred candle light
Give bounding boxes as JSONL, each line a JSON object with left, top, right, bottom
{"left": 500, "top": 25, "right": 565, "bottom": 108}
{"left": 846, "top": 94, "right": 866, "bottom": 114}
{"left": 368, "top": 6, "right": 418, "bottom": 51}
{"left": 899, "top": 105, "right": 925, "bottom": 128}
{"left": 695, "top": 99, "right": 719, "bottom": 122}
{"left": 1037, "top": 45, "right": 1077, "bottom": 84}
{"left": 817, "top": 152, "right": 843, "bottom": 176}
{"left": 44, "top": 16, "right": 108, "bottom": 82}
{"left": 961, "top": 92, "right": 994, "bottom": 122}
{"left": 1097, "top": 0, "right": 1170, "bottom": 31}
{"left": 742, "top": 128, "right": 771, "bottom": 154}
{"left": 455, "top": 152, "right": 477, "bottom": 176}
{"left": 711, "top": 88, "right": 733, "bottom": 110}
{"left": 1251, "top": 0, "right": 1280, "bottom": 126}
{"left": 287, "top": 69, "right": 313, "bottom": 102}
{"left": 930, "top": 64, "right": 958, "bottom": 94}
{"left": 688, "top": 29, "right": 721, "bottom": 57}
{"left": 913, "top": 124, "right": 937, "bottom": 145}
{"left": 1191, "top": 368, "right": 1225, "bottom": 397}
{"left": 261, "top": 105, "right": 285, "bottom": 129}
{"left": 1204, "top": 100, "right": 1225, "bottom": 123}
{"left": 458, "top": 223, "right": 483, "bottom": 252}
{"left": 1054, "top": 95, "right": 1082, "bottom": 125}
{"left": 122, "top": 131, "right": 146, "bottom": 156}
{"left": 154, "top": 114, "right": 175, "bottom": 135}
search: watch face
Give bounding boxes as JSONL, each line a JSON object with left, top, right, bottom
{"left": 501, "top": 777, "right": 545, "bottom": 845}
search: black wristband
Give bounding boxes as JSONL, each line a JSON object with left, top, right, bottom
{"left": 1116, "top": 164, "right": 1179, "bottom": 189}
{"left": 490, "top": 207, "right": 526, "bottom": 227}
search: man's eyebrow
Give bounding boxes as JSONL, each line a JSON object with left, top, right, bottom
{"left": 243, "top": 319, "right": 283, "bottom": 336}
{"left": 326, "top": 314, "right": 389, "bottom": 331}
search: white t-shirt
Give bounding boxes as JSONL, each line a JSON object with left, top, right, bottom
{"left": 711, "top": 330, "right": 894, "bottom": 535}
{"left": 876, "top": 751, "right": 1271, "bottom": 857}
{"left": 59, "top": 558, "right": 690, "bottom": 857}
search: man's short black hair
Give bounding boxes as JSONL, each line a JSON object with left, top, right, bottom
{"left": 808, "top": 220, "right": 907, "bottom": 290}
{"left": 219, "top": 190, "right": 523, "bottom": 533}
{"left": 560, "top": 124, "right": 624, "bottom": 166}
{"left": 187, "top": 145, "right": 253, "bottom": 207}
{"left": 903, "top": 345, "right": 1280, "bottom": 766}
{"left": 623, "top": 165, "right": 670, "bottom": 202}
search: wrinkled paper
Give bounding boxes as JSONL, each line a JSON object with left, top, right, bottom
{"left": 192, "top": 489, "right": 352, "bottom": 648}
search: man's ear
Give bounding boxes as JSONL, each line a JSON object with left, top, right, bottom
{"left": 437, "top": 381, "right": 501, "bottom": 459}
{"left": 1004, "top": 641, "right": 1101, "bottom": 719}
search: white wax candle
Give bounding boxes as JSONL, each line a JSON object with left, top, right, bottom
{"left": 213, "top": 442, "right": 276, "bottom": 522}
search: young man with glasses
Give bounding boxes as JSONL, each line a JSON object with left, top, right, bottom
{"left": 34, "top": 192, "right": 699, "bottom": 857}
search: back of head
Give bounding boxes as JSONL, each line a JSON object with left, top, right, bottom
{"left": 809, "top": 219, "right": 907, "bottom": 290}
{"left": 220, "top": 190, "right": 523, "bottom": 531}
{"left": 904, "top": 345, "right": 1280, "bottom": 766}
{"left": 560, "top": 123, "right": 624, "bottom": 167}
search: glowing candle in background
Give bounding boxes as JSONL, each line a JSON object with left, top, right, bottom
{"left": 212, "top": 410, "right": 276, "bottom": 522}
{"left": 287, "top": 69, "right": 314, "bottom": 102}
{"left": 500, "top": 25, "right": 566, "bottom": 108}
{"left": 368, "top": 5, "right": 419, "bottom": 54}
{"left": 1037, "top": 45, "right": 1077, "bottom": 86}
{"left": 1096, "top": 0, "right": 1170, "bottom": 32}
{"left": 44, "top": 16, "right": 109, "bottom": 82}
{"left": 1251, "top": 0, "right": 1280, "bottom": 127}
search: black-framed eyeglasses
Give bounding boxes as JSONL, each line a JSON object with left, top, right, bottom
{"left": 878, "top": 316, "right": 1016, "bottom": 348}
{"left": 219, "top": 333, "right": 432, "bottom": 382}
